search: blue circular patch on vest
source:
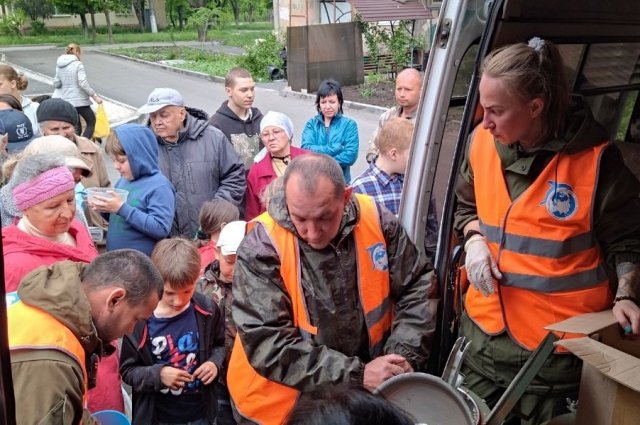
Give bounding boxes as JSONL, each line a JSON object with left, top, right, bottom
{"left": 367, "top": 242, "right": 389, "bottom": 272}
{"left": 542, "top": 181, "right": 578, "bottom": 220}
{"left": 5, "top": 292, "right": 20, "bottom": 307}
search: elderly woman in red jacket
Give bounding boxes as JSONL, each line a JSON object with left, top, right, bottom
{"left": 2, "top": 152, "right": 125, "bottom": 415}
{"left": 245, "top": 111, "right": 309, "bottom": 220}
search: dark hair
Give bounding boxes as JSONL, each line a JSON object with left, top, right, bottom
{"left": 196, "top": 199, "right": 240, "bottom": 247}
{"left": 286, "top": 390, "right": 414, "bottom": 425}
{"left": 283, "top": 153, "right": 345, "bottom": 199}
{"left": 151, "top": 238, "right": 201, "bottom": 289}
{"left": 315, "top": 79, "right": 344, "bottom": 115}
{"left": 30, "top": 94, "right": 51, "bottom": 104}
{"left": 481, "top": 38, "right": 569, "bottom": 140}
{"left": 0, "top": 94, "right": 22, "bottom": 111}
{"left": 81, "top": 249, "right": 164, "bottom": 305}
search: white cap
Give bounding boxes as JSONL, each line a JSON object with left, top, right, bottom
{"left": 216, "top": 220, "right": 247, "bottom": 256}
{"left": 138, "top": 88, "right": 185, "bottom": 114}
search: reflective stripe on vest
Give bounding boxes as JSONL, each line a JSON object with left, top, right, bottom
{"left": 228, "top": 194, "right": 392, "bottom": 424}
{"left": 8, "top": 299, "right": 88, "bottom": 394}
{"left": 465, "top": 127, "right": 612, "bottom": 351}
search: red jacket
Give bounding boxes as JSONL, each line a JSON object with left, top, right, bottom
{"left": 3, "top": 220, "right": 125, "bottom": 413}
{"left": 245, "top": 146, "right": 309, "bottom": 220}
{"left": 3, "top": 219, "right": 98, "bottom": 292}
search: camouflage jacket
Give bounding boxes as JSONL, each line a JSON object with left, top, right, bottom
{"left": 198, "top": 260, "right": 235, "bottom": 386}
{"left": 232, "top": 189, "right": 438, "bottom": 396}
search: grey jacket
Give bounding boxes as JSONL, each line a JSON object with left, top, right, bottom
{"left": 232, "top": 189, "right": 438, "bottom": 415}
{"left": 156, "top": 107, "right": 246, "bottom": 238}
{"left": 53, "top": 54, "right": 96, "bottom": 107}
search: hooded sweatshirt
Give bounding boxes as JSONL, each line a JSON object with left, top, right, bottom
{"left": 53, "top": 54, "right": 96, "bottom": 107}
{"left": 9, "top": 261, "right": 105, "bottom": 425}
{"left": 106, "top": 124, "right": 175, "bottom": 256}
{"left": 209, "top": 101, "right": 264, "bottom": 169}
{"left": 21, "top": 96, "right": 41, "bottom": 136}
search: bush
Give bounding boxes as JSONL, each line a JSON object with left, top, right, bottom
{"left": 30, "top": 20, "right": 47, "bottom": 35}
{"left": 238, "top": 33, "right": 284, "bottom": 81}
{"left": 0, "top": 10, "right": 26, "bottom": 37}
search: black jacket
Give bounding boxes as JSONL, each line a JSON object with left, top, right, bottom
{"left": 120, "top": 292, "right": 226, "bottom": 425}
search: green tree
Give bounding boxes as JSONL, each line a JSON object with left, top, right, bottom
{"left": 15, "top": 0, "right": 55, "bottom": 22}
{"left": 187, "top": 6, "right": 222, "bottom": 45}
{"left": 167, "top": 0, "right": 190, "bottom": 30}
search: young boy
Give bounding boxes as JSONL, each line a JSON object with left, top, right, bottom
{"left": 198, "top": 220, "right": 247, "bottom": 425}
{"left": 88, "top": 123, "right": 175, "bottom": 256}
{"left": 120, "top": 238, "right": 226, "bottom": 425}
{"left": 351, "top": 117, "right": 438, "bottom": 261}
{"left": 351, "top": 117, "right": 413, "bottom": 215}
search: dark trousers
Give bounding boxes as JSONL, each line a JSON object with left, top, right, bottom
{"left": 459, "top": 312, "right": 581, "bottom": 425}
{"left": 75, "top": 105, "right": 96, "bottom": 139}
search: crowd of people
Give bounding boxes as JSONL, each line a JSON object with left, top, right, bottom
{"left": 2, "top": 36, "right": 640, "bottom": 425}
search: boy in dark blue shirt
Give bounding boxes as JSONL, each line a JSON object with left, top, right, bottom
{"left": 120, "top": 238, "right": 225, "bottom": 425}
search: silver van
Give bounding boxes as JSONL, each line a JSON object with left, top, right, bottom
{"left": 402, "top": 0, "right": 640, "bottom": 373}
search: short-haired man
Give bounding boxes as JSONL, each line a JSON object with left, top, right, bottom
{"left": 8, "top": 249, "right": 163, "bottom": 425}
{"left": 366, "top": 68, "right": 423, "bottom": 163}
{"left": 139, "top": 87, "right": 246, "bottom": 238}
{"left": 228, "top": 153, "right": 438, "bottom": 425}
{"left": 209, "top": 67, "right": 264, "bottom": 169}
{"left": 353, "top": 117, "right": 439, "bottom": 261}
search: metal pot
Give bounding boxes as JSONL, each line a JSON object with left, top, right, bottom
{"left": 374, "top": 372, "right": 479, "bottom": 425}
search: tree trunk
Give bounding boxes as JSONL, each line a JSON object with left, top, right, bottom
{"left": 197, "top": 26, "right": 206, "bottom": 42}
{"left": 177, "top": 5, "right": 184, "bottom": 30}
{"left": 133, "top": 0, "right": 145, "bottom": 32}
{"left": 80, "top": 14, "right": 89, "bottom": 39}
{"left": 104, "top": 10, "right": 113, "bottom": 43}
{"left": 90, "top": 12, "right": 97, "bottom": 42}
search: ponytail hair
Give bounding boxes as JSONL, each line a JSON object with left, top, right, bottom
{"left": 65, "top": 43, "right": 81, "bottom": 56}
{"left": 0, "top": 64, "right": 28, "bottom": 91}
{"left": 481, "top": 38, "right": 569, "bottom": 140}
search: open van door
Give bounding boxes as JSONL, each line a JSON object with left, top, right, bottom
{"left": 401, "top": 0, "right": 640, "bottom": 374}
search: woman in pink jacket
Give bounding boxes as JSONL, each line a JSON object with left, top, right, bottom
{"left": 245, "top": 111, "right": 309, "bottom": 220}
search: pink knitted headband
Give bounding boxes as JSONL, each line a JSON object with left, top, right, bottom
{"left": 13, "top": 166, "right": 75, "bottom": 211}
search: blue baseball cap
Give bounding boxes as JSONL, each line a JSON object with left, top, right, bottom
{"left": 0, "top": 109, "right": 35, "bottom": 153}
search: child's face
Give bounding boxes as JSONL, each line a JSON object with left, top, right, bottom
{"left": 390, "top": 147, "right": 410, "bottom": 175}
{"left": 159, "top": 281, "right": 196, "bottom": 313}
{"left": 111, "top": 154, "right": 133, "bottom": 180}
{"left": 218, "top": 251, "right": 237, "bottom": 283}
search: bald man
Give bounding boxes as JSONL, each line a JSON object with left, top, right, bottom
{"left": 366, "top": 68, "right": 423, "bottom": 163}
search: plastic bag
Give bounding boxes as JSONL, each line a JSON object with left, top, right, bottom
{"left": 94, "top": 104, "right": 111, "bottom": 139}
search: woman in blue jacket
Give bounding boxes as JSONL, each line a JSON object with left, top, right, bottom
{"left": 301, "top": 79, "right": 359, "bottom": 183}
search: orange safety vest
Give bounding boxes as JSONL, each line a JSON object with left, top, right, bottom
{"left": 8, "top": 298, "right": 88, "bottom": 397}
{"left": 228, "top": 194, "right": 392, "bottom": 425}
{"left": 465, "top": 127, "right": 612, "bottom": 351}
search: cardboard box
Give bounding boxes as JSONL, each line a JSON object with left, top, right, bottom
{"left": 546, "top": 310, "right": 640, "bottom": 425}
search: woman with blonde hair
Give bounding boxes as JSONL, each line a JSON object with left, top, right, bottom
{"left": 455, "top": 37, "right": 640, "bottom": 423}
{"left": 53, "top": 43, "right": 103, "bottom": 139}
{"left": 0, "top": 64, "right": 40, "bottom": 136}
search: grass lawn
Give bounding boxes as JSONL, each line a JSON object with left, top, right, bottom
{"left": 108, "top": 46, "right": 239, "bottom": 79}
{"left": 0, "top": 22, "right": 272, "bottom": 48}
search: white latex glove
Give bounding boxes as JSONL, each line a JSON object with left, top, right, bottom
{"left": 464, "top": 234, "right": 502, "bottom": 296}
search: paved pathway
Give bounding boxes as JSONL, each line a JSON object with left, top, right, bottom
{"left": 1, "top": 42, "right": 385, "bottom": 178}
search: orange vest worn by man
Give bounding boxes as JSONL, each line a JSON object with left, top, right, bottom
{"left": 228, "top": 194, "right": 393, "bottom": 425}
{"left": 465, "top": 127, "right": 612, "bottom": 351}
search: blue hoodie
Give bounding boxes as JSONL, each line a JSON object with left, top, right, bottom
{"left": 106, "top": 124, "right": 176, "bottom": 256}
